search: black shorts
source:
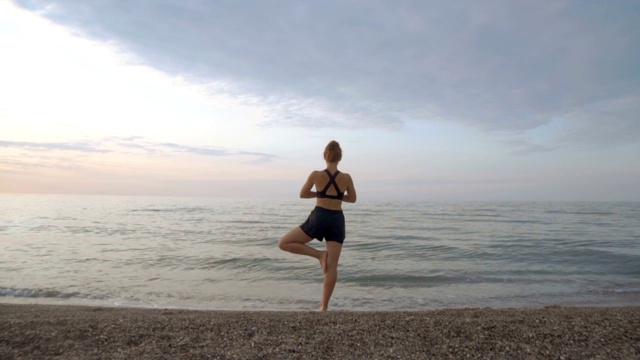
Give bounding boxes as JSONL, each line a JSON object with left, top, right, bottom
{"left": 300, "top": 206, "right": 345, "bottom": 244}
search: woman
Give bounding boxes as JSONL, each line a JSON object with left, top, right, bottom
{"left": 278, "top": 140, "right": 357, "bottom": 311}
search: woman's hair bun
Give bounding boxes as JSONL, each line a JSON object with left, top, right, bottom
{"left": 324, "top": 140, "right": 342, "bottom": 162}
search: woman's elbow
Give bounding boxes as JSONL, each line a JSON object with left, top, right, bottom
{"left": 300, "top": 191, "right": 315, "bottom": 199}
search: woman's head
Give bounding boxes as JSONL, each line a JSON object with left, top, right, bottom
{"left": 324, "top": 140, "right": 342, "bottom": 163}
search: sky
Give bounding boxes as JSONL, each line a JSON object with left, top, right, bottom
{"left": 1, "top": 0, "right": 639, "bottom": 201}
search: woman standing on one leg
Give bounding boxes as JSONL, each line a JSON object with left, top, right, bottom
{"left": 278, "top": 140, "right": 357, "bottom": 311}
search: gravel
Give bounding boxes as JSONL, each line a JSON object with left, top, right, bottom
{"left": 1, "top": 304, "right": 639, "bottom": 359}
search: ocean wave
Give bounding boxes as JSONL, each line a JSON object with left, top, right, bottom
{"left": 0, "top": 287, "right": 104, "bottom": 300}
{"left": 342, "top": 273, "right": 457, "bottom": 288}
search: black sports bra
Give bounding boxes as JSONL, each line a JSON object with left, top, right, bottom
{"left": 317, "top": 169, "right": 344, "bottom": 200}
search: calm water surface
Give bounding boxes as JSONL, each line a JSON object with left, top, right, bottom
{"left": 1, "top": 194, "right": 639, "bottom": 310}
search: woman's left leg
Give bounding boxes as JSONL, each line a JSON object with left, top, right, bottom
{"left": 278, "top": 227, "right": 328, "bottom": 272}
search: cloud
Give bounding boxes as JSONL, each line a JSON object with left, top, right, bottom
{"left": 508, "top": 143, "right": 557, "bottom": 157}
{"left": 158, "top": 142, "right": 226, "bottom": 157}
{"left": 0, "top": 137, "right": 277, "bottom": 163}
{"left": 556, "top": 96, "right": 640, "bottom": 149}
{"left": 236, "top": 151, "right": 278, "bottom": 165}
{"left": 155, "top": 142, "right": 276, "bottom": 163}
{"left": 13, "top": 0, "right": 640, "bottom": 148}
{"left": 0, "top": 140, "right": 108, "bottom": 153}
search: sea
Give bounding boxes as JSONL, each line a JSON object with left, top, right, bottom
{"left": 1, "top": 194, "right": 639, "bottom": 311}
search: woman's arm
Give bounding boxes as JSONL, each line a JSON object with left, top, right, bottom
{"left": 342, "top": 174, "right": 357, "bottom": 203}
{"left": 299, "top": 171, "right": 318, "bottom": 199}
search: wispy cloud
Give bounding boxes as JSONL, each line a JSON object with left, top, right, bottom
{"left": 508, "top": 143, "right": 557, "bottom": 157}
{"left": 0, "top": 140, "right": 108, "bottom": 153}
{"left": 155, "top": 142, "right": 276, "bottom": 162}
{"left": 557, "top": 96, "right": 640, "bottom": 149}
{"left": 158, "top": 142, "right": 226, "bottom": 157}
{"left": 0, "top": 137, "right": 277, "bottom": 163}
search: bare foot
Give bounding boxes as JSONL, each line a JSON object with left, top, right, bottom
{"left": 318, "top": 306, "right": 328, "bottom": 312}
{"left": 319, "top": 251, "right": 328, "bottom": 273}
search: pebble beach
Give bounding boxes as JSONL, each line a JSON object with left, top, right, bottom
{"left": 1, "top": 304, "right": 639, "bottom": 359}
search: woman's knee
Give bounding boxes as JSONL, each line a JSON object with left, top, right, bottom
{"left": 279, "top": 228, "right": 300, "bottom": 250}
{"left": 278, "top": 236, "right": 289, "bottom": 250}
{"left": 326, "top": 242, "right": 342, "bottom": 269}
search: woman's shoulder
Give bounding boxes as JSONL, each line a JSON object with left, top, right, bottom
{"left": 338, "top": 170, "right": 350, "bottom": 176}
{"left": 308, "top": 170, "right": 324, "bottom": 179}
{"left": 337, "top": 170, "right": 352, "bottom": 181}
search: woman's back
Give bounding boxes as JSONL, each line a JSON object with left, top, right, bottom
{"left": 313, "top": 169, "right": 353, "bottom": 210}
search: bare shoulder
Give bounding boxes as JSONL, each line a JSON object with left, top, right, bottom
{"left": 339, "top": 171, "right": 353, "bottom": 182}
{"left": 309, "top": 170, "right": 327, "bottom": 181}
{"left": 308, "top": 170, "right": 320, "bottom": 179}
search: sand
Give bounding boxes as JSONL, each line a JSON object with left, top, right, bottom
{"left": 1, "top": 304, "right": 639, "bottom": 359}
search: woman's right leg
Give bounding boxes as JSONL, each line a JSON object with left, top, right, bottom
{"left": 278, "top": 227, "right": 327, "bottom": 272}
{"left": 320, "top": 240, "right": 343, "bottom": 311}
